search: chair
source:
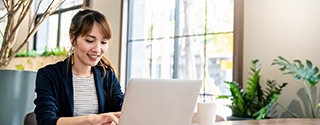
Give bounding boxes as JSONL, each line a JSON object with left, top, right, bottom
{"left": 191, "top": 112, "right": 225, "bottom": 123}
{"left": 24, "top": 112, "right": 37, "bottom": 125}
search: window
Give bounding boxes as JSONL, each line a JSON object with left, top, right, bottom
{"left": 34, "top": 0, "right": 85, "bottom": 52}
{"left": 127, "top": 0, "right": 234, "bottom": 96}
{"left": 126, "top": 0, "right": 239, "bottom": 117}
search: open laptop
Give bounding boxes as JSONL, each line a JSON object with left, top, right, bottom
{"left": 118, "top": 78, "right": 202, "bottom": 125}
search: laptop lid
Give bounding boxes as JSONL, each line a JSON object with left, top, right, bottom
{"left": 118, "top": 78, "right": 202, "bottom": 125}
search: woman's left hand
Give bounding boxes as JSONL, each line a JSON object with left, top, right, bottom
{"left": 101, "top": 112, "right": 121, "bottom": 125}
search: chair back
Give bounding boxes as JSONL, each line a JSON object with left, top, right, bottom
{"left": 24, "top": 112, "right": 37, "bottom": 125}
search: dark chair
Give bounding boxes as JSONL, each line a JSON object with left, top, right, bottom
{"left": 24, "top": 112, "right": 37, "bottom": 125}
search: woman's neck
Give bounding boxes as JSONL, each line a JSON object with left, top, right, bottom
{"left": 72, "top": 62, "right": 92, "bottom": 78}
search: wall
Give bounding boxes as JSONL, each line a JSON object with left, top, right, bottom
{"left": 244, "top": 0, "right": 320, "bottom": 118}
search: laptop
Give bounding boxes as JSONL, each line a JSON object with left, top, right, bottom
{"left": 118, "top": 78, "right": 202, "bottom": 125}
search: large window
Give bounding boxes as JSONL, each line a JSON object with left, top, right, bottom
{"left": 127, "top": 0, "right": 234, "bottom": 95}
{"left": 126, "top": 0, "right": 235, "bottom": 116}
{"left": 34, "top": 0, "right": 84, "bottom": 52}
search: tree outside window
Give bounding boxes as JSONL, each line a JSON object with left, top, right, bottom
{"left": 34, "top": 0, "right": 84, "bottom": 52}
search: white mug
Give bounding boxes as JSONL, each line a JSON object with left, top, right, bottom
{"left": 197, "top": 102, "right": 217, "bottom": 125}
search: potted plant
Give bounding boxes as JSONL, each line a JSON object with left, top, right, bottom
{"left": 217, "top": 59, "right": 288, "bottom": 120}
{"left": 7, "top": 46, "right": 68, "bottom": 70}
{"left": 0, "top": 1, "right": 65, "bottom": 124}
{"left": 272, "top": 56, "right": 320, "bottom": 118}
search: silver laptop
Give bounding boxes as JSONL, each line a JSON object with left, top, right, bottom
{"left": 118, "top": 78, "right": 202, "bottom": 125}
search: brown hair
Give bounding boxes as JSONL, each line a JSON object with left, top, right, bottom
{"left": 67, "top": 9, "right": 116, "bottom": 77}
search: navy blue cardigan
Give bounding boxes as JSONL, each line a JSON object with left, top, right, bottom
{"left": 34, "top": 58, "right": 124, "bottom": 125}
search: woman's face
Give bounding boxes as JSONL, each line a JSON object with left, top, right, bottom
{"left": 73, "top": 22, "right": 109, "bottom": 67}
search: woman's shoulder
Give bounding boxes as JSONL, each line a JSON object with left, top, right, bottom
{"left": 37, "top": 59, "right": 68, "bottom": 74}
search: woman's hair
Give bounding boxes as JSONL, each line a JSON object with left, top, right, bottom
{"left": 67, "top": 9, "right": 116, "bottom": 77}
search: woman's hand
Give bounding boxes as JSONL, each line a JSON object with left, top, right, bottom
{"left": 89, "top": 112, "right": 121, "bottom": 125}
{"left": 112, "top": 112, "right": 121, "bottom": 118}
{"left": 56, "top": 112, "right": 121, "bottom": 125}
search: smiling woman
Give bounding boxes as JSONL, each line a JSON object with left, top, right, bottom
{"left": 71, "top": 22, "right": 110, "bottom": 77}
{"left": 33, "top": 9, "right": 124, "bottom": 125}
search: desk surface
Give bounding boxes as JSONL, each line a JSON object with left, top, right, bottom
{"left": 213, "top": 118, "right": 320, "bottom": 125}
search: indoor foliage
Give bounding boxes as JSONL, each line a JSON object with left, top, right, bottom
{"left": 272, "top": 56, "right": 320, "bottom": 118}
{"left": 0, "top": 0, "right": 65, "bottom": 68}
{"left": 218, "top": 59, "right": 287, "bottom": 119}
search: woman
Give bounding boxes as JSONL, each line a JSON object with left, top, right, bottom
{"left": 34, "top": 9, "right": 124, "bottom": 125}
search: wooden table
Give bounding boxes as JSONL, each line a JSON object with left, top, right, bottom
{"left": 212, "top": 118, "right": 320, "bottom": 125}
{"left": 191, "top": 118, "right": 320, "bottom": 125}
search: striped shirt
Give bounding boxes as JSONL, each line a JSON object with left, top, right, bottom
{"left": 72, "top": 74, "right": 98, "bottom": 116}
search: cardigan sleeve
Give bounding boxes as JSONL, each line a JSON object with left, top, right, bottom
{"left": 34, "top": 68, "right": 60, "bottom": 125}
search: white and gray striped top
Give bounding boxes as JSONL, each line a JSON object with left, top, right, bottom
{"left": 72, "top": 74, "right": 98, "bottom": 116}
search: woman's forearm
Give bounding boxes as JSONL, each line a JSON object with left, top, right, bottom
{"left": 56, "top": 113, "right": 119, "bottom": 125}
{"left": 56, "top": 115, "right": 93, "bottom": 125}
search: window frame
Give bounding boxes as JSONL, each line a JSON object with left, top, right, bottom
{"left": 233, "top": 0, "right": 244, "bottom": 86}
{"left": 122, "top": 0, "right": 244, "bottom": 89}
{"left": 33, "top": 0, "right": 90, "bottom": 50}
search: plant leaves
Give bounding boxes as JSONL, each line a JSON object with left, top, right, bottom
{"left": 221, "top": 59, "right": 288, "bottom": 119}
{"left": 272, "top": 56, "right": 320, "bottom": 86}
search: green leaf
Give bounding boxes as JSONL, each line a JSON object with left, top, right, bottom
{"left": 305, "top": 60, "right": 313, "bottom": 73}
{"left": 280, "top": 66, "right": 287, "bottom": 71}
{"left": 272, "top": 56, "right": 320, "bottom": 86}
{"left": 294, "top": 60, "right": 304, "bottom": 70}
{"left": 217, "top": 95, "right": 229, "bottom": 99}
{"left": 283, "top": 71, "right": 296, "bottom": 75}
{"left": 15, "top": 65, "right": 24, "bottom": 70}
{"left": 278, "top": 56, "right": 285, "bottom": 61}
{"left": 309, "top": 67, "right": 319, "bottom": 76}
{"left": 294, "top": 75, "right": 301, "bottom": 81}
{"left": 309, "top": 80, "right": 317, "bottom": 86}
{"left": 271, "top": 61, "right": 286, "bottom": 66}
{"left": 252, "top": 59, "right": 259, "bottom": 64}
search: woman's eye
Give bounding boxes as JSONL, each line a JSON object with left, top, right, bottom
{"left": 101, "top": 41, "right": 108, "bottom": 44}
{"left": 85, "top": 40, "right": 93, "bottom": 43}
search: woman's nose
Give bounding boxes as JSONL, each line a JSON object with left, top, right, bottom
{"left": 91, "top": 43, "right": 101, "bottom": 52}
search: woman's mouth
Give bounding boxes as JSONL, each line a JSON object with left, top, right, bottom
{"left": 87, "top": 54, "right": 100, "bottom": 60}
